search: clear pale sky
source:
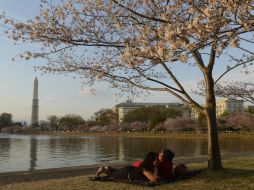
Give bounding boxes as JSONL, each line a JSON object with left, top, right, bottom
{"left": 0, "top": 1, "right": 253, "bottom": 123}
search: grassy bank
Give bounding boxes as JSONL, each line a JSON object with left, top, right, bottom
{"left": 1, "top": 157, "right": 253, "bottom": 190}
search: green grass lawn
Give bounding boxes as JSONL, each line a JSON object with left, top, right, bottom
{"left": 1, "top": 157, "right": 253, "bottom": 190}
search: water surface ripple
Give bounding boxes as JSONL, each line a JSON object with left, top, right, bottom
{"left": 0, "top": 134, "right": 253, "bottom": 173}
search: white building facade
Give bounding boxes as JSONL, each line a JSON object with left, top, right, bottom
{"left": 216, "top": 98, "right": 244, "bottom": 116}
{"left": 113, "top": 100, "right": 184, "bottom": 122}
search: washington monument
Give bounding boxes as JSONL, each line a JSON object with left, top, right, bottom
{"left": 31, "top": 77, "right": 39, "bottom": 126}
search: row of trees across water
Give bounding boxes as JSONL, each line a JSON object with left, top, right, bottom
{"left": 1, "top": 106, "right": 254, "bottom": 133}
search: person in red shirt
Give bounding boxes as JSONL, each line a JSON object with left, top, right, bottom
{"left": 132, "top": 160, "right": 143, "bottom": 168}
{"left": 132, "top": 148, "right": 175, "bottom": 180}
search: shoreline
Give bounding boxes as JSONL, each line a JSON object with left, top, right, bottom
{"left": 1, "top": 153, "right": 253, "bottom": 186}
{"left": 2, "top": 131, "right": 254, "bottom": 139}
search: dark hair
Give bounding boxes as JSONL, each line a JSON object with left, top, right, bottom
{"left": 162, "top": 149, "right": 175, "bottom": 161}
{"left": 140, "top": 151, "right": 158, "bottom": 171}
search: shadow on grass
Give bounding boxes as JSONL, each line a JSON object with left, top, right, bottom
{"left": 197, "top": 168, "right": 254, "bottom": 181}
{"left": 0, "top": 168, "right": 97, "bottom": 186}
{"left": 1, "top": 166, "right": 253, "bottom": 187}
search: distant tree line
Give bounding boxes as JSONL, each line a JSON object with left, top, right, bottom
{"left": 0, "top": 113, "right": 26, "bottom": 129}
{"left": 0, "top": 113, "right": 13, "bottom": 129}
{"left": 123, "top": 106, "right": 182, "bottom": 130}
{"left": 1, "top": 106, "right": 254, "bottom": 133}
{"left": 39, "top": 106, "right": 254, "bottom": 133}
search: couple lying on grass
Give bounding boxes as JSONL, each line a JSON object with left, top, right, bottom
{"left": 96, "top": 149, "right": 188, "bottom": 182}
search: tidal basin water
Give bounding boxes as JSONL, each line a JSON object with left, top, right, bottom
{"left": 0, "top": 134, "right": 254, "bottom": 173}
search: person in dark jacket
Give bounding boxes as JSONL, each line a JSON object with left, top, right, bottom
{"left": 158, "top": 149, "right": 175, "bottom": 180}
{"left": 96, "top": 151, "right": 160, "bottom": 182}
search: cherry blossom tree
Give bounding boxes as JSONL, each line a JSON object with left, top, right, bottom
{"left": 219, "top": 112, "right": 254, "bottom": 131}
{"left": 1, "top": 0, "right": 254, "bottom": 170}
{"left": 194, "top": 81, "right": 254, "bottom": 104}
{"left": 215, "top": 82, "right": 254, "bottom": 104}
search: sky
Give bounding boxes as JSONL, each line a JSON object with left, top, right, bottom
{"left": 0, "top": 1, "right": 253, "bottom": 123}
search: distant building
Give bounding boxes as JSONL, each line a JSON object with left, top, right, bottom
{"left": 181, "top": 107, "right": 192, "bottom": 119}
{"left": 113, "top": 100, "right": 184, "bottom": 122}
{"left": 175, "top": 98, "right": 245, "bottom": 120}
{"left": 191, "top": 108, "right": 201, "bottom": 120}
{"left": 216, "top": 98, "right": 244, "bottom": 116}
{"left": 182, "top": 107, "right": 202, "bottom": 120}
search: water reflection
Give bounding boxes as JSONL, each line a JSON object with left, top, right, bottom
{"left": 0, "top": 134, "right": 254, "bottom": 173}
{"left": 29, "top": 137, "right": 37, "bottom": 171}
{"left": 0, "top": 136, "right": 11, "bottom": 164}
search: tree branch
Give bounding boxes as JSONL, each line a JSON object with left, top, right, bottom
{"left": 112, "top": 0, "right": 170, "bottom": 23}
{"left": 215, "top": 59, "right": 254, "bottom": 84}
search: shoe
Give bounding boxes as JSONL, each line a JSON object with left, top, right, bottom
{"left": 96, "top": 166, "right": 107, "bottom": 177}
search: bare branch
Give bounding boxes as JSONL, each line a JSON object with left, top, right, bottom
{"left": 215, "top": 59, "right": 254, "bottom": 84}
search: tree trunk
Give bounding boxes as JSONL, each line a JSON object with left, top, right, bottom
{"left": 205, "top": 73, "right": 222, "bottom": 170}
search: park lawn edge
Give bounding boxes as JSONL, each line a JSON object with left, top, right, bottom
{"left": 1, "top": 156, "right": 254, "bottom": 190}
